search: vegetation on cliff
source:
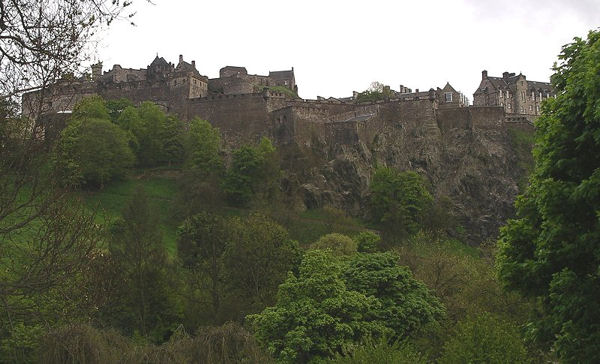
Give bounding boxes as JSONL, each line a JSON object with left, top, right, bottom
{"left": 497, "top": 29, "right": 600, "bottom": 363}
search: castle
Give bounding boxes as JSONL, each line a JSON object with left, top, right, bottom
{"left": 22, "top": 55, "right": 551, "bottom": 144}
{"left": 473, "top": 70, "right": 554, "bottom": 121}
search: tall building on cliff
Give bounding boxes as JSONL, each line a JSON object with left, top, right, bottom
{"left": 473, "top": 70, "right": 554, "bottom": 121}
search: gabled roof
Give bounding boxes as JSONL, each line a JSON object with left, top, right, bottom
{"left": 269, "top": 70, "right": 294, "bottom": 79}
{"left": 150, "top": 56, "right": 169, "bottom": 68}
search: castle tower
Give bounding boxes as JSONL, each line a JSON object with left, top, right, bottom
{"left": 91, "top": 62, "right": 103, "bottom": 81}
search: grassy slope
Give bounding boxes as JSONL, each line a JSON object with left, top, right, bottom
{"left": 81, "top": 176, "right": 179, "bottom": 255}
{"left": 80, "top": 173, "right": 371, "bottom": 255}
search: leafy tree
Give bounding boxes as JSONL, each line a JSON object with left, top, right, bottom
{"left": 161, "top": 115, "right": 185, "bottom": 166}
{"left": 343, "top": 252, "right": 445, "bottom": 339}
{"left": 177, "top": 212, "right": 228, "bottom": 319}
{"left": 310, "top": 233, "right": 358, "bottom": 256}
{"left": 248, "top": 250, "right": 444, "bottom": 362}
{"left": 106, "top": 98, "right": 134, "bottom": 123}
{"left": 248, "top": 250, "right": 386, "bottom": 363}
{"left": 369, "top": 168, "right": 433, "bottom": 239}
{"left": 106, "top": 188, "right": 181, "bottom": 341}
{"left": 54, "top": 97, "right": 134, "bottom": 187}
{"left": 186, "top": 117, "right": 223, "bottom": 177}
{"left": 223, "top": 137, "right": 280, "bottom": 207}
{"left": 116, "top": 105, "right": 144, "bottom": 156}
{"left": 438, "top": 313, "right": 529, "bottom": 364}
{"left": 136, "top": 101, "right": 168, "bottom": 167}
{"left": 353, "top": 231, "right": 381, "bottom": 253}
{"left": 223, "top": 214, "right": 301, "bottom": 316}
{"left": 496, "top": 30, "right": 600, "bottom": 363}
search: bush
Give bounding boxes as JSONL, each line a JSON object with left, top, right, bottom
{"left": 439, "top": 313, "right": 529, "bottom": 364}
{"left": 310, "top": 233, "right": 357, "bottom": 256}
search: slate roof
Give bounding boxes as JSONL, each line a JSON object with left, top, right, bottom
{"left": 269, "top": 70, "right": 294, "bottom": 79}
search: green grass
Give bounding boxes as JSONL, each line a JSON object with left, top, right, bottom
{"left": 80, "top": 176, "right": 179, "bottom": 255}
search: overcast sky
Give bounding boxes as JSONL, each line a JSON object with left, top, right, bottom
{"left": 96, "top": 0, "right": 599, "bottom": 101}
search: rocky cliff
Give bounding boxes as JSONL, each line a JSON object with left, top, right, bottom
{"left": 270, "top": 100, "right": 532, "bottom": 244}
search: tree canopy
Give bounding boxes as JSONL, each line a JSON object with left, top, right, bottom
{"left": 497, "top": 29, "right": 600, "bottom": 363}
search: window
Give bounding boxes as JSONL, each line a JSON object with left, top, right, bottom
{"left": 520, "top": 107, "right": 524, "bottom": 113}
{"left": 539, "top": 92, "right": 543, "bottom": 99}
{"left": 506, "top": 90, "right": 509, "bottom": 98}
{"left": 529, "top": 105, "right": 533, "bottom": 112}
{"left": 445, "top": 92, "right": 453, "bottom": 102}
{"left": 521, "top": 91, "right": 525, "bottom": 101}
{"left": 508, "top": 104, "right": 511, "bottom": 109}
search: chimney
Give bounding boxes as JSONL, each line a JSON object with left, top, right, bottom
{"left": 482, "top": 70, "right": 488, "bottom": 79}
{"left": 415, "top": 88, "right": 419, "bottom": 93}
{"left": 192, "top": 60, "right": 196, "bottom": 68}
{"left": 503, "top": 71, "right": 510, "bottom": 79}
{"left": 179, "top": 54, "right": 183, "bottom": 64}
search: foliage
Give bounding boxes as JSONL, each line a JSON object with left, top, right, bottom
{"left": 310, "top": 233, "right": 358, "bottom": 256}
{"left": 369, "top": 167, "right": 433, "bottom": 239}
{"left": 508, "top": 127, "right": 535, "bottom": 191}
{"left": 223, "top": 137, "right": 280, "bottom": 207}
{"left": 106, "top": 98, "right": 135, "bottom": 123}
{"left": 328, "top": 338, "right": 427, "bottom": 364}
{"left": 55, "top": 97, "right": 134, "bottom": 188}
{"left": 353, "top": 231, "right": 381, "bottom": 253}
{"left": 105, "top": 188, "right": 181, "bottom": 342}
{"left": 248, "top": 250, "right": 386, "bottom": 363}
{"left": 40, "top": 322, "right": 272, "bottom": 364}
{"left": 136, "top": 102, "right": 182, "bottom": 167}
{"left": 223, "top": 214, "right": 301, "bottom": 317}
{"left": 248, "top": 250, "right": 444, "bottom": 363}
{"left": 343, "top": 252, "right": 445, "bottom": 339}
{"left": 177, "top": 212, "right": 228, "bottom": 319}
{"left": 439, "top": 313, "right": 529, "bottom": 364}
{"left": 186, "top": 118, "right": 223, "bottom": 175}
{"left": 1, "top": 0, "right": 139, "bottom": 106}
{"left": 496, "top": 30, "right": 600, "bottom": 362}
{"left": 355, "top": 82, "right": 394, "bottom": 103}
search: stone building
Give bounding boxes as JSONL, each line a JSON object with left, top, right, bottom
{"left": 209, "top": 66, "right": 297, "bottom": 96}
{"left": 473, "top": 70, "right": 553, "bottom": 121}
{"left": 22, "top": 55, "right": 298, "bottom": 119}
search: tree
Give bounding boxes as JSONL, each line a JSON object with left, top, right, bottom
{"left": 248, "top": 250, "right": 444, "bottom": 363}
{"left": 354, "top": 231, "right": 381, "bottom": 253}
{"left": 310, "top": 233, "right": 358, "bottom": 256}
{"left": 343, "top": 252, "right": 445, "bottom": 339}
{"left": 54, "top": 97, "right": 134, "bottom": 188}
{"left": 369, "top": 168, "right": 433, "bottom": 239}
{"left": 223, "top": 137, "right": 280, "bottom": 207}
{"left": 248, "top": 250, "right": 386, "bottom": 363}
{"left": 1, "top": 0, "right": 140, "bottom": 113}
{"left": 497, "top": 30, "right": 600, "bottom": 363}
{"left": 186, "top": 118, "right": 223, "bottom": 176}
{"left": 177, "top": 212, "right": 228, "bottom": 320}
{"left": 106, "top": 188, "right": 181, "bottom": 341}
{"left": 438, "top": 314, "right": 529, "bottom": 364}
{"left": 223, "top": 214, "right": 301, "bottom": 316}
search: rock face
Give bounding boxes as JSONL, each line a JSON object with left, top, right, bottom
{"left": 270, "top": 100, "right": 532, "bottom": 244}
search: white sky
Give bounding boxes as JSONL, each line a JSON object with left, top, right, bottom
{"left": 96, "top": 0, "right": 599, "bottom": 101}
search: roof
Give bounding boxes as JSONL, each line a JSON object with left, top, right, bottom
{"left": 150, "top": 56, "right": 169, "bottom": 68}
{"left": 476, "top": 72, "right": 552, "bottom": 94}
{"left": 269, "top": 70, "right": 294, "bottom": 79}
